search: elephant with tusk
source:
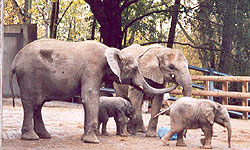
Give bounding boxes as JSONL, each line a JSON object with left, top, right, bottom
{"left": 113, "top": 44, "right": 192, "bottom": 137}
{"left": 156, "top": 97, "right": 232, "bottom": 149}
{"left": 9, "top": 39, "right": 177, "bottom": 144}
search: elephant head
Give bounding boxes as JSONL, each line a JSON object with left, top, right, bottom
{"left": 201, "top": 101, "right": 232, "bottom": 148}
{"left": 105, "top": 48, "right": 177, "bottom": 95}
{"left": 125, "top": 102, "right": 134, "bottom": 118}
{"left": 214, "top": 103, "right": 232, "bottom": 148}
{"left": 132, "top": 45, "right": 192, "bottom": 97}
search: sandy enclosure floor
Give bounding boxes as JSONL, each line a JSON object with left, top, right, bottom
{"left": 2, "top": 98, "right": 250, "bottom": 150}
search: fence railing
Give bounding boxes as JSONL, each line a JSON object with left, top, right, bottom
{"left": 170, "top": 75, "right": 250, "bottom": 119}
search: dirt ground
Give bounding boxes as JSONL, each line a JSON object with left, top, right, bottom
{"left": 2, "top": 98, "right": 250, "bottom": 150}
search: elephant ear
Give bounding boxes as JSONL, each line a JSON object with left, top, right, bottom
{"left": 138, "top": 49, "right": 164, "bottom": 84}
{"left": 201, "top": 101, "right": 216, "bottom": 124}
{"left": 105, "top": 48, "right": 121, "bottom": 80}
{"left": 206, "top": 111, "right": 215, "bottom": 124}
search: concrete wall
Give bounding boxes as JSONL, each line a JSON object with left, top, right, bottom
{"left": 3, "top": 24, "right": 37, "bottom": 97}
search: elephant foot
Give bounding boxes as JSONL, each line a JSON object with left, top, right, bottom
{"left": 200, "top": 138, "right": 205, "bottom": 146}
{"left": 127, "top": 127, "right": 137, "bottom": 135}
{"left": 176, "top": 140, "right": 187, "bottom": 147}
{"left": 117, "top": 132, "right": 128, "bottom": 137}
{"left": 36, "top": 131, "right": 51, "bottom": 139}
{"left": 95, "top": 131, "right": 101, "bottom": 136}
{"left": 82, "top": 133, "right": 100, "bottom": 144}
{"left": 161, "top": 138, "right": 170, "bottom": 146}
{"left": 102, "top": 131, "right": 109, "bottom": 136}
{"left": 127, "top": 122, "right": 137, "bottom": 135}
{"left": 21, "top": 131, "right": 39, "bottom": 140}
{"left": 201, "top": 145, "right": 213, "bottom": 149}
{"left": 146, "top": 130, "right": 157, "bottom": 137}
{"left": 137, "top": 124, "right": 146, "bottom": 133}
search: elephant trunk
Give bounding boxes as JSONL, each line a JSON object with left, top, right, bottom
{"left": 226, "top": 122, "right": 232, "bottom": 148}
{"left": 176, "top": 70, "right": 192, "bottom": 97}
{"left": 182, "top": 86, "right": 192, "bottom": 97}
{"left": 132, "top": 73, "right": 177, "bottom": 95}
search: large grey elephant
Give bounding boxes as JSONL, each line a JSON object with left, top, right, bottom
{"left": 113, "top": 44, "right": 192, "bottom": 137}
{"left": 9, "top": 39, "right": 177, "bottom": 144}
{"left": 156, "top": 97, "right": 231, "bottom": 149}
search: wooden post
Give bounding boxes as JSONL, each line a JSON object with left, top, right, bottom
{"left": 242, "top": 81, "right": 249, "bottom": 119}
{"left": 204, "top": 81, "right": 209, "bottom": 99}
{"left": 222, "top": 81, "right": 228, "bottom": 105}
{"left": 209, "top": 68, "right": 214, "bottom": 101}
{"left": 0, "top": 0, "right": 4, "bottom": 146}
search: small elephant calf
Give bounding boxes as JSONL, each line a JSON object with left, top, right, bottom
{"left": 155, "top": 97, "right": 231, "bottom": 149}
{"left": 98, "top": 96, "right": 133, "bottom": 137}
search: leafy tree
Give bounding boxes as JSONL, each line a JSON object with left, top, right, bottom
{"left": 85, "top": 0, "right": 179, "bottom": 49}
{"left": 181, "top": 0, "right": 249, "bottom": 76}
{"left": 6, "top": 0, "right": 32, "bottom": 24}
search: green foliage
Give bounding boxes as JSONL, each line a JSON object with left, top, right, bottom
{"left": 4, "top": 0, "right": 22, "bottom": 24}
{"left": 121, "top": 0, "right": 172, "bottom": 46}
{"left": 185, "top": 0, "right": 249, "bottom": 76}
{"left": 5, "top": 0, "right": 99, "bottom": 40}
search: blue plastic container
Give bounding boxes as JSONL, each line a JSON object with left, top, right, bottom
{"left": 157, "top": 127, "right": 177, "bottom": 140}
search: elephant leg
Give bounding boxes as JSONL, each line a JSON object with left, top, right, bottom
{"left": 161, "top": 129, "right": 178, "bottom": 146}
{"left": 81, "top": 81, "right": 100, "bottom": 144}
{"left": 176, "top": 130, "right": 187, "bottom": 147}
{"left": 21, "top": 99, "right": 39, "bottom": 140}
{"left": 200, "top": 125, "right": 213, "bottom": 149}
{"left": 146, "top": 95, "right": 163, "bottom": 137}
{"left": 115, "top": 114, "right": 127, "bottom": 137}
{"left": 101, "top": 121, "right": 109, "bottom": 136}
{"left": 127, "top": 87, "right": 145, "bottom": 135}
{"left": 33, "top": 103, "right": 51, "bottom": 139}
{"left": 96, "top": 122, "right": 101, "bottom": 136}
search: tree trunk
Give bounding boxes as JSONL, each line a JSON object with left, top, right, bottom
{"left": 91, "top": 17, "right": 96, "bottom": 40}
{"left": 49, "top": 0, "right": 59, "bottom": 38}
{"left": 86, "top": 0, "right": 122, "bottom": 49}
{"left": 100, "top": 1, "right": 122, "bottom": 49}
{"left": 167, "top": 0, "right": 180, "bottom": 48}
{"left": 219, "top": 2, "right": 234, "bottom": 74}
{"left": 24, "top": 0, "right": 32, "bottom": 24}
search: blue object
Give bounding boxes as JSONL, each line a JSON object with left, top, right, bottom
{"left": 158, "top": 127, "right": 177, "bottom": 140}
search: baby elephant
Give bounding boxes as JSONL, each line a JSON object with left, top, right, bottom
{"left": 98, "top": 96, "right": 133, "bottom": 137}
{"left": 155, "top": 97, "right": 231, "bottom": 149}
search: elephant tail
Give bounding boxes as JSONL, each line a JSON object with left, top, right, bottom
{"left": 9, "top": 66, "right": 16, "bottom": 107}
{"left": 154, "top": 107, "right": 170, "bottom": 119}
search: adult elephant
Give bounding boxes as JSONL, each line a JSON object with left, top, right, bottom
{"left": 9, "top": 39, "right": 177, "bottom": 144}
{"left": 113, "top": 44, "right": 192, "bottom": 137}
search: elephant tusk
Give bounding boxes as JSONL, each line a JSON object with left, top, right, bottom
{"left": 139, "top": 86, "right": 144, "bottom": 90}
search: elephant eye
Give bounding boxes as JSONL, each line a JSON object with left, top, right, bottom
{"left": 132, "top": 67, "right": 137, "bottom": 73}
{"left": 168, "top": 65, "right": 175, "bottom": 70}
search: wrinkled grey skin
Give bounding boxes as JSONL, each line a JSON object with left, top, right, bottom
{"left": 9, "top": 39, "right": 177, "bottom": 144}
{"left": 113, "top": 44, "right": 192, "bottom": 137}
{"left": 98, "top": 96, "right": 133, "bottom": 137}
{"left": 158, "top": 97, "right": 231, "bottom": 149}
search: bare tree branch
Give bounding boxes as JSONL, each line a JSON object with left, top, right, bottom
{"left": 57, "top": 1, "right": 73, "bottom": 25}
{"left": 140, "top": 41, "right": 222, "bottom": 52}
{"left": 35, "top": 3, "right": 49, "bottom": 25}
{"left": 122, "top": 8, "right": 171, "bottom": 35}
{"left": 10, "top": 0, "right": 26, "bottom": 23}
{"left": 120, "top": 0, "right": 138, "bottom": 12}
